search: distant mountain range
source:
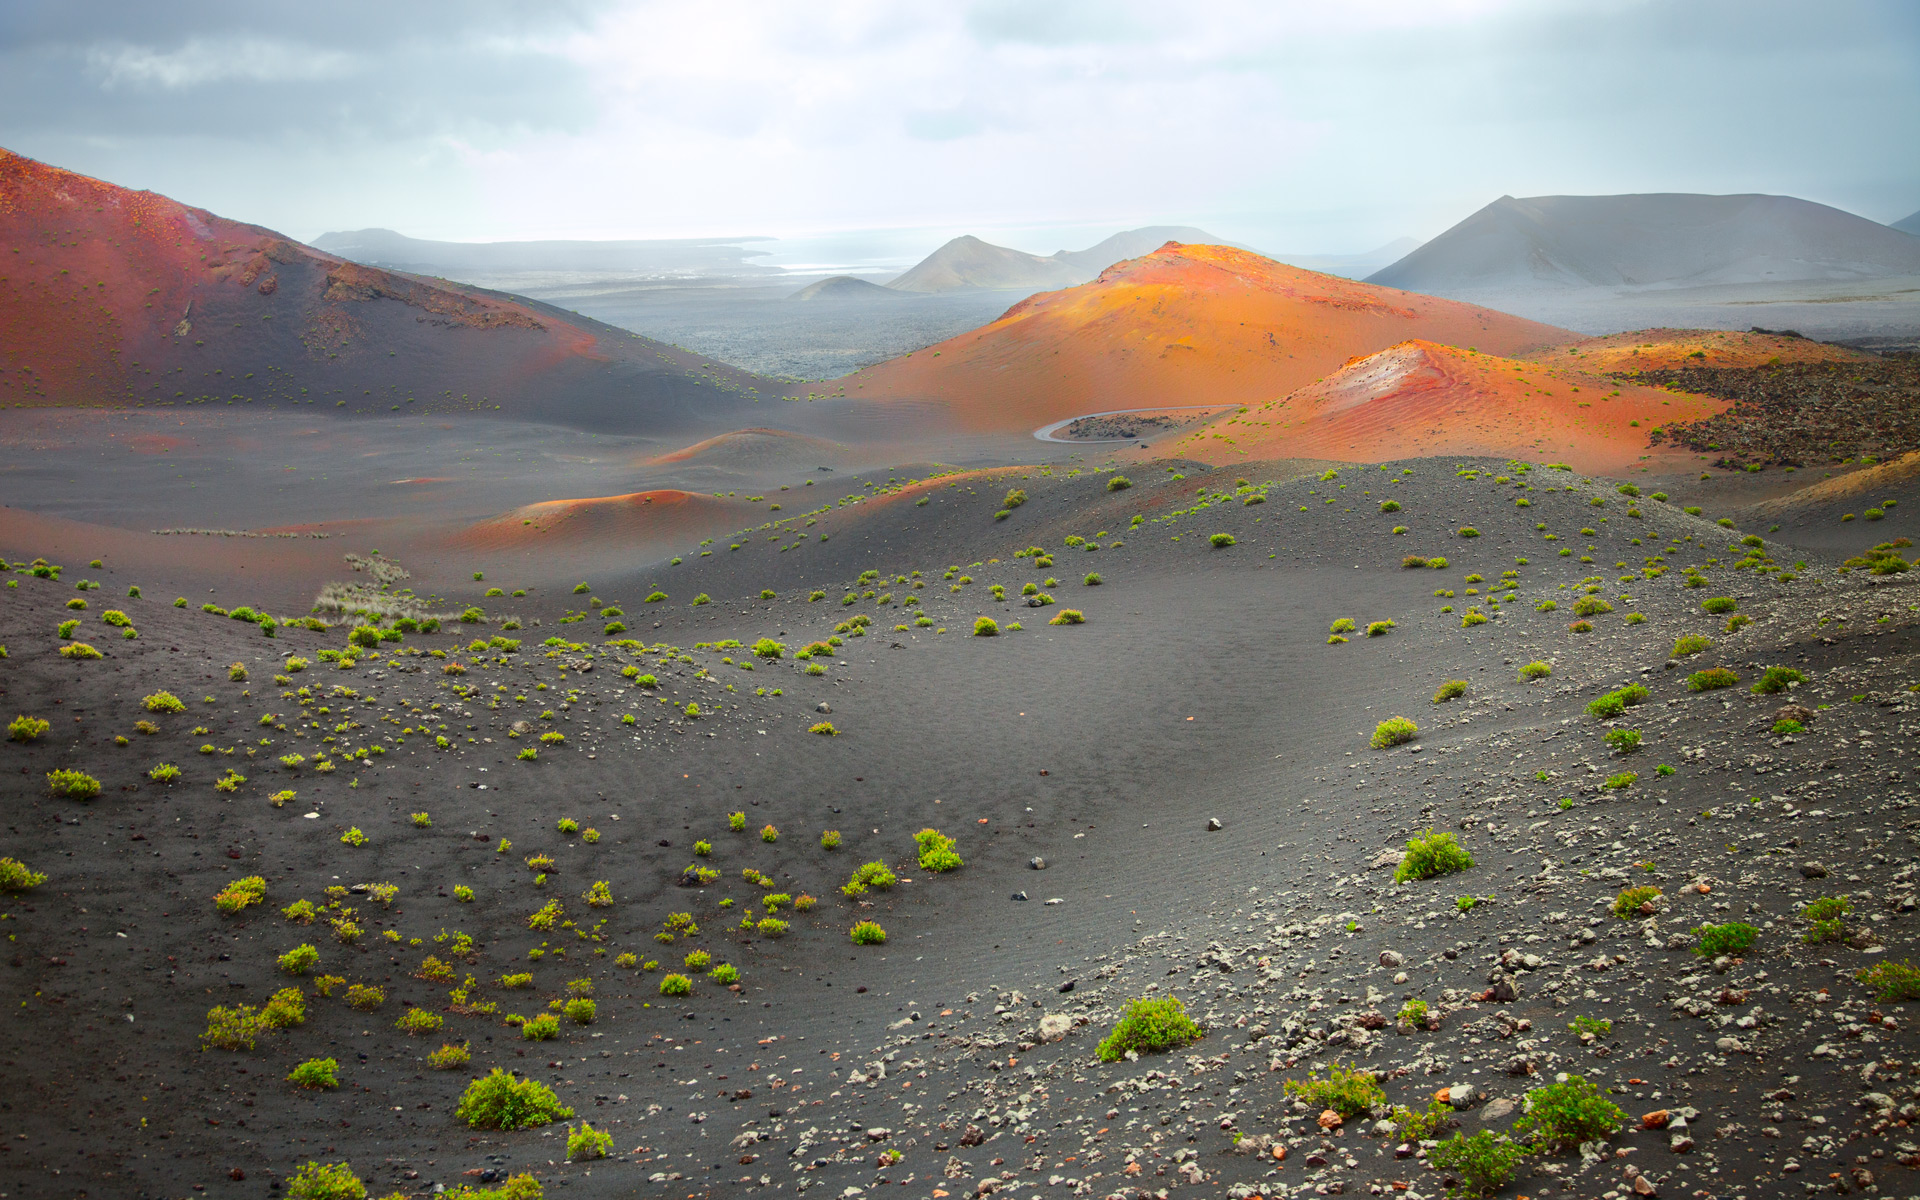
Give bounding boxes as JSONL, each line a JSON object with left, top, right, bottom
{"left": 310, "top": 227, "right": 777, "bottom": 279}
{"left": 1893, "top": 209, "right": 1920, "bottom": 237}
{"left": 1368, "top": 193, "right": 1920, "bottom": 294}
{"left": 887, "top": 226, "right": 1241, "bottom": 293}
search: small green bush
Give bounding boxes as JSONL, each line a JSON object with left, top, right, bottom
{"left": 1395, "top": 830, "right": 1472, "bottom": 883}
{"left": 1427, "top": 1131, "right": 1528, "bottom": 1198}
{"left": 1432, "top": 679, "right": 1468, "bottom": 703}
{"left": 1370, "top": 716, "right": 1418, "bottom": 749}
{"left": 1693, "top": 921, "right": 1759, "bottom": 958}
{"left": 850, "top": 920, "right": 887, "bottom": 945}
{"left": 286, "top": 1161, "right": 366, "bottom": 1200}
{"left": 660, "top": 973, "right": 692, "bottom": 996}
{"left": 915, "top": 828, "right": 963, "bottom": 872}
{"left": 1048, "top": 608, "right": 1085, "bottom": 625}
{"left": 1687, "top": 667, "right": 1739, "bottom": 692}
{"left": 1096, "top": 995, "right": 1202, "bottom": 1061}
{"left": 278, "top": 943, "right": 320, "bottom": 974}
{"left": 1603, "top": 729, "right": 1642, "bottom": 754}
{"left": 8, "top": 714, "right": 50, "bottom": 742}
{"left": 1513, "top": 1074, "right": 1624, "bottom": 1152}
{"left": 1283, "top": 1064, "right": 1384, "bottom": 1116}
{"left": 1365, "top": 619, "right": 1394, "bottom": 637}
{"left": 1856, "top": 960, "right": 1920, "bottom": 1001}
{"left": 142, "top": 690, "right": 187, "bottom": 713}
{"left": 456, "top": 1068, "right": 574, "bottom": 1130}
{"left": 568, "top": 1120, "right": 613, "bottom": 1161}
{"left": 1751, "top": 666, "right": 1805, "bottom": 695}
{"left": 1604, "top": 771, "right": 1637, "bottom": 790}
{"left": 1804, "top": 896, "right": 1852, "bottom": 944}
{"left": 1671, "top": 634, "right": 1713, "bottom": 657}
{"left": 288, "top": 1058, "right": 340, "bottom": 1090}
{"left": 47, "top": 769, "right": 101, "bottom": 801}
{"left": 1106, "top": 475, "right": 1131, "bottom": 491}
{"left": 1701, "top": 596, "right": 1737, "bottom": 614}
{"left": 1209, "top": 532, "right": 1235, "bottom": 548}
{"left": 973, "top": 617, "right": 998, "bottom": 637}
{"left": 1518, "top": 661, "right": 1552, "bottom": 681}
{"left": 1611, "top": 886, "right": 1660, "bottom": 917}
{"left": 0, "top": 857, "right": 48, "bottom": 891}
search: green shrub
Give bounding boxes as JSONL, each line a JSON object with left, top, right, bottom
{"left": 1209, "top": 533, "right": 1235, "bottom": 548}
{"left": 1396, "top": 998, "right": 1430, "bottom": 1031}
{"left": 1513, "top": 1074, "right": 1624, "bottom": 1152}
{"left": 1693, "top": 921, "right": 1759, "bottom": 958}
{"left": 1380, "top": 499, "right": 1401, "bottom": 513}
{"left": 288, "top": 1058, "right": 340, "bottom": 1090}
{"left": 8, "top": 715, "right": 50, "bottom": 742}
{"left": 1329, "top": 617, "right": 1356, "bottom": 635}
{"left": 1686, "top": 667, "right": 1739, "bottom": 692}
{"left": 1394, "top": 830, "right": 1472, "bottom": 883}
{"left": 1427, "top": 1131, "right": 1529, "bottom": 1198}
{"left": 1772, "top": 718, "right": 1804, "bottom": 736}
{"left": 709, "top": 963, "right": 740, "bottom": 984}
{"left": 568, "top": 1120, "right": 613, "bottom": 1161}
{"left": 396, "top": 1007, "right": 444, "bottom": 1036}
{"left": 973, "top": 616, "right": 998, "bottom": 637}
{"left": 1402, "top": 555, "right": 1429, "bottom": 568}
{"left": 563, "top": 998, "right": 596, "bottom": 1025}
{"left": 1701, "top": 596, "right": 1737, "bottom": 614}
{"left": 1096, "top": 995, "right": 1202, "bottom": 1061}
{"left": 1603, "top": 729, "right": 1642, "bottom": 754}
{"left": 1804, "top": 896, "right": 1852, "bottom": 944}
{"left": 0, "top": 857, "right": 47, "bottom": 891}
{"left": 660, "top": 973, "right": 692, "bottom": 996}
{"left": 1611, "top": 886, "right": 1660, "bottom": 918}
{"left": 1282, "top": 1064, "right": 1384, "bottom": 1116}
{"left": 1671, "top": 634, "right": 1713, "bottom": 657}
{"left": 1365, "top": 619, "right": 1394, "bottom": 637}
{"left": 456, "top": 1068, "right": 574, "bottom": 1130}
{"left": 1370, "top": 716, "right": 1418, "bottom": 749}
{"left": 1460, "top": 610, "right": 1488, "bottom": 627}
{"left": 842, "top": 861, "right": 897, "bottom": 897}
{"left": 1518, "top": 661, "right": 1552, "bottom": 681}
{"left": 1604, "top": 771, "right": 1637, "bottom": 790}
{"left": 429, "top": 1042, "right": 473, "bottom": 1070}
{"left": 850, "top": 920, "right": 887, "bottom": 945}
{"left": 278, "top": 943, "right": 320, "bottom": 974}
{"left": 1856, "top": 960, "right": 1920, "bottom": 1001}
{"left": 915, "top": 828, "right": 963, "bottom": 872}
{"left": 142, "top": 690, "right": 186, "bottom": 713}
{"left": 1572, "top": 596, "right": 1612, "bottom": 617}
{"left": 286, "top": 1160, "right": 366, "bottom": 1200}
{"left": 1048, "top": 608, "right": 1085, "bottom": 625}
{"left": 820, "top": 829, "right": 841, "bottom": 850}
{"left": 1432, "top": 679, "right": 1468, "bottom": 703}
{"left": 1083, "top": 572, "right": 1102, "bottom": 586}
{"left": 728, "top": 811, "right": 746, "bottom": 831}
{"left": 1751, "top": 666, "right": 1805, "bottom": 695}
{"left": 1106, "top": 475, "right": 1131, "bottom": 491}
{"left": 46, "top": 769, "right": 102, "bottom": 801}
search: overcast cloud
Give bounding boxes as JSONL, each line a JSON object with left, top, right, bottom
{"left": 2, "top": 0, "right": 1915, "bottom": 253}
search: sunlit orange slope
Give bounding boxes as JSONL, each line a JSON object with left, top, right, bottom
{"left": 1170, "top": 340, "right": 1727, "bottom": 474}
{"left": 1521, "top": 328, "right": 1875, "bottom": 373}
{"left": 450, "top": 490, "right": 754, "bottom": 553}
{"left": 849, "top": 243, "right": 1573, "bottom": 432}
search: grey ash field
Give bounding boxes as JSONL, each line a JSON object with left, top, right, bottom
{"left": 4, "top": 456, "right": 1920, "bottom": 1200}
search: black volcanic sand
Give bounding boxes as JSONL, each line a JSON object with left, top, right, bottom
{"left": 3, "top": 457, "right": 1920, "bottom": 1200}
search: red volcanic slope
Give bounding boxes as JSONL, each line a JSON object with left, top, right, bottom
{"left": 1172, "top": 340, "right": 1726, "bottom": 474}
{"left": 0, "top": 148, "right": 769, "bottom": 428}
{"left": 849, "top": 243, "right": 1573, "bottom": 432}
{"left": 451, "top": 489, "right": 754, "bottom": 553}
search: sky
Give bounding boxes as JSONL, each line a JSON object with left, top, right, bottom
{"left": 2, "top": 0, "right": 1917, "bottom": 257}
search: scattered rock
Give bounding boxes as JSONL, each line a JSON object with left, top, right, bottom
{"left": 1010, "top": 891, "right": 1028, "bottom": 902}
{"left": 1206, "top": 818, "right": 1222, "bottom": 831}
{"left": 1378, "top": 950, "right": 1404, "bottom": 968}
{"left": 1037, "top": 1013, "right": 1072, "bottom": 1042}
{"left": 1479, "top": 1097, "right": 1517, "bottom": 1123}
{"left": 816, "top": 702, "right": 832, "bottom": 714}
{"left": 1028, "top": 857, "right": 1047, "bottom": 870}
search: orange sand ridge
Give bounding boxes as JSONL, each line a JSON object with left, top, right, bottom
{"left": 849, "top": 243, "right": 1573, "bottom": 433}
{"left": 451, "top": 489, "right": 752, "bottom": 552}
{"left": 1172, "top": 340, "right": 1728, "bottom": 475}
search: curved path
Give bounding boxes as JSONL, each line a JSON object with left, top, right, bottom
{"left": 1031, "top": 404, "right": 1234, "bottom": 444}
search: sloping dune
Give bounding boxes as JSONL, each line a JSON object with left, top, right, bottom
{"left": 648, "top": 428, "right": 851, "bottom": 471}
{"left": 1170, "top": 340, "right": 1726, "bottom": 474}
{"left": 851, "top": 244, "right": 1572, "bottom": 432}
{"left": 1736, "top": 450, "right": 1920, "bottom": 520}
{"left": 452, "top": 489, "right": 752, "bottom": 552}
{"left": 1523, "top": 328, "right": 1876, "bottom": 373}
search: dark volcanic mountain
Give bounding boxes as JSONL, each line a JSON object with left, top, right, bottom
{"left": 0, "top": 148, "right": 775, "bottom": 434}
{"left": 1893, "top": 208, "right": 1920, "bottom": 237}
{"left": 785, "top": 275, "right": 903, "bottom": 302}
{"left": 1369, "top": 192, "right": 1920, "bottom": 293}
